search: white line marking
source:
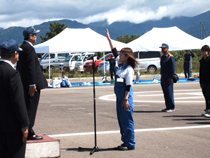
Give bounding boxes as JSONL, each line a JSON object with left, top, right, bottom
{"left": 50, "top": 125, "right": 210, "bottom": 137}
{"left": 174, "top": 97, "right": 203, "bottom": 100}
{"left": 99, "top": 89, "right": 204, "bottom": 103}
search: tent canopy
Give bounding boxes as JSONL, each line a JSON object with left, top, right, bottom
{"left": 203, "top": 36, "right": 210, "bottom": 46}
{"left": 128, "top": 26, "right": 204, "bottom": 51}
{"left": 34, "top": 28, "right": 127, "bottom": 53}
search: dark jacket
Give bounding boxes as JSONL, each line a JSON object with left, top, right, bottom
{"left": 199, "top": 56, "right": 210, "bottom": 84}
{"left": 0, "top": 61, "right": 30, "bottom": 133}
{"left": 184, "top": 53, "right": 195, "bottom": 62}
{"left": 19, "top": 41, "right": 47, "bottom": 90}
{"left": 161, "top": 52, "right": 175, "bottom": 79}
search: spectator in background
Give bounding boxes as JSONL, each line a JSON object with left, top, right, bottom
{"left": 107, "top": 55, "right": 116, "bottom": 84}
{"left": 160, "top": 43, "right": 176, "bottom": 112}
{"left": 199, "top": 45, "right": 210, "bottom": 117}
{"left": 60, "top": 71, "right": 71, "bottom": 87}
{"left": 184, "top": 50, "right": 195, "bottom": 78}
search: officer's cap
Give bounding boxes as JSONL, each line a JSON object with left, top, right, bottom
{"left": 159, "top": 43, "right": 169, "bottom": 48}
{"left": 23, "top": 26, "right": 40, "bottom": 38}
{"left": 0, "top": 39, "right": 22, "bottom": 54}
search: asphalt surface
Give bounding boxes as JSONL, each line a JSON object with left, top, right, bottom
{"left": 34, "top": 81, "right": 210, "bottom": 158}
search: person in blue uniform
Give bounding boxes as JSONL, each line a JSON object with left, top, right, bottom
{"left": 60, "top": 71, "right": 71, "bottom": 87}
{"left": 160, "top": 43, "right": 176, "bottom": 112}
{"left": 184, "top": 50, "right": 195, "bottom": 78}
{"left": 106, "top": 29, "right": 138, "bottom": 150}
{"left": 107, "top": 55, "right": 116, "bottom": 83}
{"left": 199, "top": 45, "right": 210, "bottom": 117}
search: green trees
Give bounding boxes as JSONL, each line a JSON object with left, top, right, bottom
{"left": 115, "top": 34, "right": 140, "bottom": 43}
{"left": 40, "top": 22, "right": 69, "bottom": 42}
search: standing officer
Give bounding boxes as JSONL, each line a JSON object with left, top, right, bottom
{"left": 107, "top": 55, "right": 116, "bottom": 83}
{"left": 0, "top": 39, "right": 30, "bottom": 158}
{"left": 184, "top": 50, "right": 195, "bottom": 78}
{"left": 18, "top": 26, "right": 48, "bottom": 140}
{"left": 160, "top": 43, "right": 176, "bottom": 112}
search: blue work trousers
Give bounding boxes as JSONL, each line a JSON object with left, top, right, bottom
{"left": 184, "top": 61, "right": 189, "bottom": 78}
{"left": 61, "top": 80, "right": 70, "bottom": 87}
{"left": 161, "top": 76, "right": 175, "bottom": 109}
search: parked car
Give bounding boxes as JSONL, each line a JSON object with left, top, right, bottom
{"left": 39, "top": 53, "right": 70, "bottom": 72}
{"left": 74, "top": 52, "right": 96, "bottom": 72}
{"left": 60, "top": 53, "right": 81, "bottom": 72}
{"left": 84, "top": 53, "right": 113, "bottom": 71}
{"left": 97, "top": 61, "right": 110, "bottom": 73}
{"left": 134, "top": 51, "right": 161, "bottom": 73}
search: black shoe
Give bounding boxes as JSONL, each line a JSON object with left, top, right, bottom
{"left": 117, "top": 143, "right": 135, "bottom": 150}
{"left": 27, "top": 135, "right": 43, "bottom": 140}
{"left": 161, "top": 108, "right": 169, "bottom": 112}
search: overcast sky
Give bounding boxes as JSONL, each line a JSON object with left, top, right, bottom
{"left": 0, "top": 0, "right": 210, "bottom": 29}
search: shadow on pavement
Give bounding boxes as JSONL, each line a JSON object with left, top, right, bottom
{"left": 163, "top": 115, "right": 202, "bottom": 118}
{"left": 133, "top": 111, "right": 163, "bottom": 113}
{"left": 61, "top": 147, "right": 117, "bottom": 153}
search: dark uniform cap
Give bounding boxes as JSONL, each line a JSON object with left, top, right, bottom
{"left": 23, "top": 26, "right": 40, "bottom": 37}
{"left": 159, "top": 43, "right": 169, "bottom": 48}
{"left": 0, "top": 39, "right": 22, "bottom": 54}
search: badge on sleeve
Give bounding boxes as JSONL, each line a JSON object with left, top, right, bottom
{"left": 117, "top": 78, "right": 123, "bottom": 82}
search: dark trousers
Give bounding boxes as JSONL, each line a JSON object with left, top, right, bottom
{"left": 24, "top": 87, "right": 41, "bottom": 137}
{"left": 110, "top": 66, "right": 116, "bottom": 80}
{"left": 0, "top": 131, "right": 26, "bottom": 158}
{"left": 201, "top": 84, "right": 210, "bottom": 110}
{"left": 184, "top": 61, "right": 189, "bottom": 78}
{"left": 161, "top": 77, "right": 175, "bottom": 109}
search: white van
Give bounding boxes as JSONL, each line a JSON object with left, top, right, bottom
{"left": 60, "top": 53, "right": 81, "bottom": 72}
{"left": 74, "top": 52, "right": 96, "bottom": 72}
{"left": 134, "top": 51, "right": 161, "bottom": 73}
{"left": 39, "top": 53, "right": 70, "bottom": 72}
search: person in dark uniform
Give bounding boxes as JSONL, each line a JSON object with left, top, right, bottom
{"left": 184, "top": 50, "right": 194, "bottom": 78}
{"left": 106, "top": 29, "right": 138, "bottom": 150}
{"left": 199, "top": 45, "right": 210, "bottom": 117}
{"left": 160, "top": 43, "right": 176, "bottom": 112}
{"left": 107, "top": 55, "right": 116, "bottom": 83}
{"left": 18, "top": 26, "right": 48, "bottom": 140}
{"left": 0, "top": 39, "right": 30, "bottom": 158}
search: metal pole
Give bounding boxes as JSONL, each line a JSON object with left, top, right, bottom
{"left": 49, "top": 53, "right": 50, "bottom": 82}
{"left": 189, "top": 55, "right": 193, "bottom": 78}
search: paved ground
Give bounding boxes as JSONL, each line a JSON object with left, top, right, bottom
{"left": 34, "top": 81, "right": 210, "bottom": 158}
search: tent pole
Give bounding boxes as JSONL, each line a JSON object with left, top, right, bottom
{"left": 49, "top": 53, "right": 50, "bottom": 83}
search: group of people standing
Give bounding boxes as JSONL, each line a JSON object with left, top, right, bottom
{"left": 0, "top": 26, "right": 47, "bottom": 157}
{"left": 0, "top": 26, "right": 210, "bottom": 157}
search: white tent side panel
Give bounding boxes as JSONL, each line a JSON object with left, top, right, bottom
{"left": 34, "top": 28, "right": 127, "bottom": 53}
{"left": 128, "top": 26, "right": 204, "bottom": 51}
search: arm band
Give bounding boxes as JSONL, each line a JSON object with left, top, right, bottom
{"left": 125, "top": 85, "right": 131, "bottom": 91}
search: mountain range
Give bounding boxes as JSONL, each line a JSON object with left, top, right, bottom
{"left": 0, "top": 10, "right": 210, "bottom": 45}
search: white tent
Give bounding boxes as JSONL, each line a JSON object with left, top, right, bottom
{"left": 128, "top": 26, "right": 203, "bottom": 51}
{"left": 34, "top": 28, "right": 127, "bottom": 53}
{"left": 203, "top": 36, "right": 210, "bottom": 46}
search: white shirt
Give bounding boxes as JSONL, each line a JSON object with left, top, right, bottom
{"left": 116, "top": 64, "right": 134, "bottom": 86}
{"left": 0, "top": 58, "right": 15, "bottom": 69}
{"left": 24, "top": 40, "right": 34, "bottom": 47}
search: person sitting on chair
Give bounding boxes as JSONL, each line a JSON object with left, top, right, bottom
{"left": 60, "top": 71, "right": 71, "bottom": 87}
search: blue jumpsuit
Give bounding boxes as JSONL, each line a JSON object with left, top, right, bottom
{"left": 184, "top": 53, "right": 195, "bottom": 78}
{"left": 114, "top": 63, "right": 135, "bottom": 148}
{"left": 160, "top": 53, "right": 175, "bottom": 110}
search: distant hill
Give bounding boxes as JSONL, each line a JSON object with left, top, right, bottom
{"left": 0, "top": 10, "right": 209, "bottom": 45}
